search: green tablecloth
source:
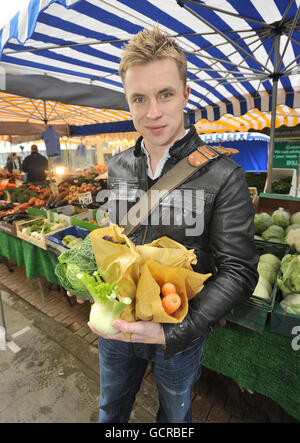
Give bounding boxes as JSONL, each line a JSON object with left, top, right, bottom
{"left": 0, "top": 230, "right": 299, "bottom": 420}
{"left": 0, "top": 230, "right": 59, "bottom": 285}
{"left": 203, "top": 322, "right": 300, "bottom": 421}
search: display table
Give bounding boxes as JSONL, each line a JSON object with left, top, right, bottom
{"left": 0, "top": 230, "right": 59, "bottom": 285}
{"left": 0, "top": 230, "right": 299, "bottom": 421}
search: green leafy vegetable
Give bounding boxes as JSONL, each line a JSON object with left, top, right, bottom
{"left": 77, "top": 270, "right": 132, "bottom": 334}
{"left": 254, "top": 213, "right": 273, "bottom": 235}
{"left": 280, "top": 293, "right": 300, "bottom": 315}
{"left": 55, "top": 234, "right": 97, "bottom": 300}
{"left": 291, "top": 212, "right": 300, "bottom": 225}
{"left": 272, "top": 207, "right": 291, "bottom": 228}
{"left": 277, "top": 254, "right": 300, "bottom": 296}
{"left": 261, "top": 224, "right": 285, "bottom": 242}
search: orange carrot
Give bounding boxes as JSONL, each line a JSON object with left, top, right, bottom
{"left": 161, "top": 282, "right": 177, "bottom": 297}
{"left": 162, "top": 293, "right": 181, "bottom": 315}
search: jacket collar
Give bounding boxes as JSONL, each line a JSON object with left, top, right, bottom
{"left": 133, "top": 125, "right": 201, "bottom": 161}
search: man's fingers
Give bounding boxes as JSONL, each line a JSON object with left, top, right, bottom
{"left": 66, "top": 291, "right": 85, "bottom": 304}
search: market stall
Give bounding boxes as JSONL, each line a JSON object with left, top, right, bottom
{"left": 0, "top": 224, "right": 299, "bottom": 420}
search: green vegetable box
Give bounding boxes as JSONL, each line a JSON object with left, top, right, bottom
{"left": 269, "top": 255, "right": 300, "bottom": 338}
{"left": 226, "top": 241, "right": 290, "bottom": 334}
{"left": 17, "top": 216, "right": 67, "bottom": 250}
{"left": 269, "top": 302, "right": 300, "bottom": 338}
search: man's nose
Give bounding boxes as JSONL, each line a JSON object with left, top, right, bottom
{"left": 146, "top": 99, "right": 162, "bottom": 119}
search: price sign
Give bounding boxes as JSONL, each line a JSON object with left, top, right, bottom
{"left": 79, "top": 192, "right": 93, "bottom": 206}
{"left": 50, "top": 182, "right": 59, "bottom": 196}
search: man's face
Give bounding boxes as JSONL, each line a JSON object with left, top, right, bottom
{"left": 124, "top": 58, "right": 190, "bottom": 151}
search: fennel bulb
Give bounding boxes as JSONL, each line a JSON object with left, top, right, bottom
{"left": 76, "top": 271, "right": 131, "bottom": 335}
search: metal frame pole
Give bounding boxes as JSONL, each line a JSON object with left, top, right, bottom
{"left": 265, "top": 35, "right": 280, "bottom": 193}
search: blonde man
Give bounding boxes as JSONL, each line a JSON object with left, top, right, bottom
{"left": 70, "top": 26, "right": 258, "bottom": 423}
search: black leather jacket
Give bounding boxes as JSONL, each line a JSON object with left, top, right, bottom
{"left": 107, "top": 126, "right": 259, "bottom": 358}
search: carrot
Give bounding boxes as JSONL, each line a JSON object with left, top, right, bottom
{"left": 161, "top": 293, "right": 181, "bottom": 315}
{"left": 161, "top": 282, "right": 177, "bottom": 297}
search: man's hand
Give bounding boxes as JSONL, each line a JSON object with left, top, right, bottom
{"left": 89, "top": 319, "right": 166, "bottom": 346}
{"left": 67, "top": 291, "right": 166, "bottom": 345}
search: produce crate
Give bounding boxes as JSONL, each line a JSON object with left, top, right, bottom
{"left": 27, "top": 207, "right": 48, "bottom": 218}
{"left": 254, "top": 194, "right": 300, "bottom": 217}
{"left": 268, "top": 303, "right": 300, "bottom": 338}
{"left": 47, "top": 204, "right": 88, "bottom": 225}
{"left": 226, "top": 241, "right": 290, "bottom": 334}
{"left": 72, "top": 209, "right": 106, "bottom": 231}
{"left": 263, "top": 168, "right": 297, "bottom": 197}
{"left": 0, "top": 216, "right": 35, "bottom": 237}
{"left": 46, "top": 225, "right": 89, "bottom": 255}
{"left": 16, "top": 217, "right": 66, "bottom": 250}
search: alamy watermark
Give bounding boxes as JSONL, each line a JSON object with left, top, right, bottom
{"left": 95, "top": 184, "right": 205, "bottom": 236}
{"left": 291, "top": 326, "right": 300, "bottom": 351}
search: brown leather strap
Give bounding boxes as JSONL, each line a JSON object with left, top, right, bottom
{"left": 121, "top": 145, "right": 237, "bottom": 237}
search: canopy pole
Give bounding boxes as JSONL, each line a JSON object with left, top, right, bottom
{"left": 265, "top": 35, "right": 280, "bottom": 193}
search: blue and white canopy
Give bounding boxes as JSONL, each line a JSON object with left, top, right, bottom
{"left": 200, "top": 132, "right": 270, "bottom": 171}
{"left": 0, "top": 0, "right": 300, "bottom": 121}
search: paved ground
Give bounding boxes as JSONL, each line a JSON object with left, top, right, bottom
{"left": 0, "top": 260, "right": 298, "bottom": 423}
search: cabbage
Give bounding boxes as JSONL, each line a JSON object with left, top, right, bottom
{"left": 277, "top": 254, "right": 300, "bottom": 296}
{"left": 285, "top": 228, "right": 300, "bottom": 253}
{"left": 55, "top": 234, "right": 97, "bottom": 300}
{"left": 259, "top": 253, "right": 281, "bottom": 271}
{"left": 285, "top": 223, "right": 300, "bottom": 235}
{"left": 254, "top": 212, "right": 273, "bottom": 235}
{"left": 280, "top": 293, "right": 300, "bottom": 315}
{"left": 257, "top": 262, "right": 277, "bottom": 285}
{"left": 272, "top": 207, "right": 291, "bottom": 228}
{"left": 291, "top": 212, "right": 300, "bottom": 225}
{"left": 261, "top": 224, "right": 285, "bottom": 241}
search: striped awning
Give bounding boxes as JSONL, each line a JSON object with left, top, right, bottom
{"left": 0, "top": 91, "right": 131, "bottom": 126}
{"left": 196, "top": 105, "right": 300, "bottom": 133}
{"left": 199, "top": 132, "right": 270, "bottom": 144}
{"left": 0, "top": 0, "right": 300, "bottom": 120}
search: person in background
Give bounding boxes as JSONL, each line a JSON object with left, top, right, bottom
{"left": 21, "top": 144, "right": 48, "bottom": 185}
{"left": 68, "top": 25, "right": 259, "bottom": 423}
{"left": 5, "top": 152, "right": 21, "bottom": 174}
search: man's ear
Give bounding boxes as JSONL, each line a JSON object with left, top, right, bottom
{"left": 183, "top": 85, "right": 190, "bottom": 107}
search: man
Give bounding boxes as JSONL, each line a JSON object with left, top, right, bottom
{"left": 5, "top": 152, "right": 20, "bottom": 173}
{"left": 69, "top": 26, "right": 259, "bottom": 423}
{"left": 21, "top": 144, "right": 48, "bottom": 184}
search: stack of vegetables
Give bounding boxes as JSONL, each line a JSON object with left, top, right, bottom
{"left": 254, "top": 209, "right": 300, "bottom": 252}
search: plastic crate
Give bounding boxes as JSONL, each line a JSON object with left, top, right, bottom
{"left": 226, "top": 241, "right": 290, "bottom": 333}
{"left": 268, "top": 303, "right": 300, "bottom": 338}
{"left": 46, "top": 225, "right": 89, "bottom": 255}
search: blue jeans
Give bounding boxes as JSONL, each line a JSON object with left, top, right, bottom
{"left": 98, "top": 336, "right": 206, "bottom": 423}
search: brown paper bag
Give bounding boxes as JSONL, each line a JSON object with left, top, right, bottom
{"left": 89, "top": 224, "right": 141, "bottom": 323}
{"left": 135, "top": 260, "right": 211, "bottom": 323}
{"left": 136, "top": 236, "right": 197, "bottom": 270}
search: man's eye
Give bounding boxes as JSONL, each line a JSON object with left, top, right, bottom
{"left": 161, "top": 92, "right": 171, "bottom": 99}
{"left": 134, "top": 97, "right": 144, "bottom": 103}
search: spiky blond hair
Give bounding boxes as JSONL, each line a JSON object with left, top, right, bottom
{"left": 119, "top": 25, "right": 187, "bottom": 86}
